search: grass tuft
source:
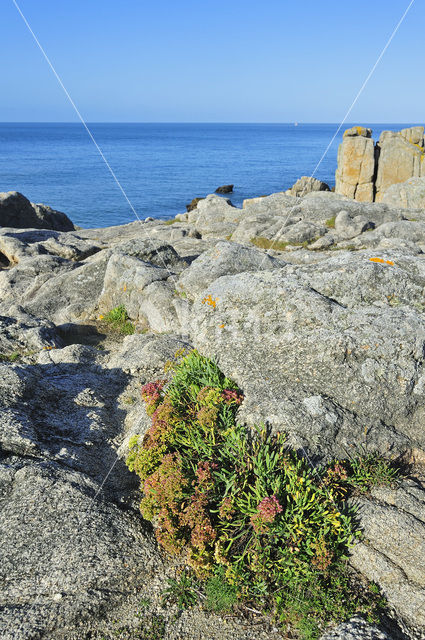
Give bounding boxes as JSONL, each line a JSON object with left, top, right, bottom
{"left": 250, "top": 236, "right": 289, "bottom": 250}
{"left": 103, "top": 305, "right": 135, "bottom": 335}
{"left": 0, "top": 351, "right": 21, "bottom": 362}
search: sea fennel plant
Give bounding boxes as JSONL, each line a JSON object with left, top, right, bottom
{"left": 127, "top": 350, "right": 389, "bottom": 638}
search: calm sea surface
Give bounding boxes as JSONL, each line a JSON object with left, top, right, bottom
{"left": 0, "top": 123, "right": 414, "bottom": 228}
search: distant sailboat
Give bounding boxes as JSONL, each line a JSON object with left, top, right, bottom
{"left": 294, "top": 122, "right": 299, "bottom": 126}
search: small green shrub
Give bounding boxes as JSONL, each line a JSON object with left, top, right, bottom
{"left": 127, "top": 350, "right": 392, "bottom": 638}
{"left": 164, "top": 218, "right": 178, "bottom": 225}
{"left": 103, "top": 305, "right": 135, "bottom": 335}
{"left": 161, "top": 572, "right": 198, "bottom": 609}
{"left": 325, "top": 216, "right": 336, "bottom": 228}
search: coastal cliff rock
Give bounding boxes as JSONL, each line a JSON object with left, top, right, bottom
{"left": 0, "top": 191, "right": 76, "bottom": 231}
{"left": 2, "top": 190, "right": 425, "bottom": 638}
{"left": 335, "top": 125, "right": 425, "bottom": 206}
{"left": 375, "top": 127, "right": 425, "bottom": 202}
{"left": 335, "top": 127, "right": 375, "bottom": 202}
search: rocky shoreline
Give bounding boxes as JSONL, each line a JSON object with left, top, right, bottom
{"left": 1, "top": 128, "right": 425, "bottom": 640}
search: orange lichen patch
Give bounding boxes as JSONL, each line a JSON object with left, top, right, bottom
{"left": 123, "top": 284, "right": 127, "bottom": 292}
{"left": 219, "top": 324, "right": 225, "bottom": 329}
{"left": 360, "top": 345, "right": 370, "bottom": 350}
{"left": 369, "top": 257, "right": 394, "bottom": 266}
{"left": 202, "top": 294, "right": 218, "bottom": 308}
{"left": 98, "top": 314, "right": 104, "bottom": 320}
{"left": 42, "top": 346, "right": 56, "bottom": 351}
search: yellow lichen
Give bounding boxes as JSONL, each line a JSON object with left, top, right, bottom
{"left": 202, "top": 294, "right": 218, "bottom": 308}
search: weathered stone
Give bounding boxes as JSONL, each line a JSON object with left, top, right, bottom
{"left": 376, "top": 130, "right": 425, "bottom": 201}
{"left": 187, "top": 194, "right": 243, "bottom": 238}
{"left": 286, "top": 175, "right": 330, "bottom": 197}
{"left": 399, "top": 125, "right": 424, "bottom": 147}
{"left": 350, "top": 479, "right": 425, "bottom": 636}
{"left": 21, "top": 250, "right": 111, "bottom": 325}
{"left": 0, "top": 309, "right": 62, "bottom": 358}
{"left": 112, "top": 238, "right": 187, "bottom": 271}
{"left": 97, "top": 253, "right": 170, "bottom": 323}
{"left": 0, "top": 228, "right": 100, "bottom": 265}
{"left": 0, "top": 191, "right": 75, "bottom": 231}
{"left": 320, "top": 616, "right": 392, "bottom": 640}
{"left": 189, "top": 251, "right": 425, "bottom": 462}
{"left": 177, "top": 240, "right": 285, "bottom": 300}
{"left": 382, "top": 176, "right": 425, "bottom": 209}
{"left": 186, "top": 197, "right": 205, "bottom": 212}
{"left": 334, "top": 210, "right": 374, "bottom": 239}
{"left": 280, "top": 220, "right": 327, "bottom": 244}
{"left": 0, "top": 255, "right": 75, "bottom": 303}
{"left": 335, "top": 127, "right": 375, "bottom": 202}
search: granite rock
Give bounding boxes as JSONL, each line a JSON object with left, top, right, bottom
{"left": 0, "top": 191, "right": 75, "bottom": 231}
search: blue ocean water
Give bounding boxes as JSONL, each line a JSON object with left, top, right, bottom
{"left": 0, "top": 123, "right": 415, "bottom": 228}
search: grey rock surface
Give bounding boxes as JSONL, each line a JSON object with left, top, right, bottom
{"left": 320, "top": 615, "right": 392, "bottom": 640}
{"left": 177, "top": 240, "right": 285, "bottom": 300}
{"left": 382, "top": 177, "right": 425, "bottom": 210}
{"left": 286, "top": 175, "right": 330, "bottom": 197}
{"left": 350, "top": 479, "right": 425, "bottom": 636}
{"left": 376, "top": 129, "right": 425, "bottom": 202}
{"left": 0, "top": 191, "right": 75, "bottom": 231}
{"left": 188, "top": 251, "right": 425, "bottom": 462}
{"left": 187, "top": 194, "right": 244, "bottom": 238}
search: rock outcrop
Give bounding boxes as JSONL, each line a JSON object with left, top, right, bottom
{"left": 382, "top": 176, "right": 425, "bottom": 209}
{"left": 376, "top": 127, "right": 425, "bottom": 202}
{"left": 335, "top": 126, "right": 425, "bottom": 206}
{"left": 2, "top": 190, "right": 425, "bottom": 638}
{"left": 335, "top": 127, "right": 376, "bottom": 202}
{"left": 0, "top": 191, "right": 76, "bottom": 231}
{"left": 285, "top": 175, "right": 330, "bottom": 197}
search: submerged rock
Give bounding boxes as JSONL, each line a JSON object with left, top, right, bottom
{"left": 215, "top": 184, "right": 234, "bottom": 194}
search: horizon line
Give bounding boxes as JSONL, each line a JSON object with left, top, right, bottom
{"left": 0, "top": 120, "right": 421, "bottom": 125}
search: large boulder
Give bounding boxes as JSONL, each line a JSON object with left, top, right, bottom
{"left": 0, "top": 191, "right": 75, "bottom": 231}
{"left": 187, "top": 194, "right": 244, "bottom": 238}
{"left": 375, "top": 127, "right": 425, "bottom": 202}
{"left": 189, "top": 250, "right": 425, "bottom": 463}
{"left": 335, "top": 127, "right": 375, "bottom": 202}
{"left": 177, "top": 240, "right": 285, "bottom": 300}
{"left": 382, "top": 176, "right": 425, "bottom": 209}
{"left": 286, "top": 175, "right": 330, "bottom": 197}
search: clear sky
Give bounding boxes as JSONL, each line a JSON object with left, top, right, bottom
{"left": 1, "top": 0, "right": 423, "bottom": 122}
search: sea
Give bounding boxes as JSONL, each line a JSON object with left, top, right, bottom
{"left": 0, "top": 123, "right": 415, "bottom": 229}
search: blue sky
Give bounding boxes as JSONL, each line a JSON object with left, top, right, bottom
{"left": 1, "top": 0, "right": 423, "bottom": 122}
